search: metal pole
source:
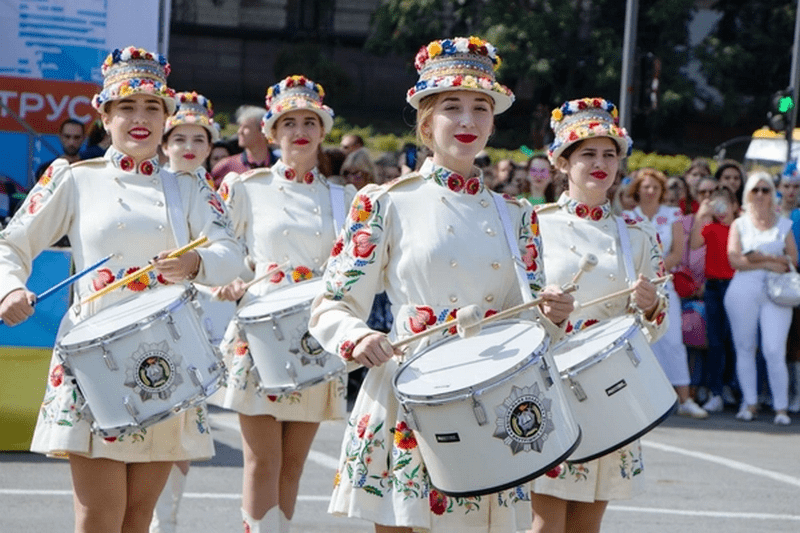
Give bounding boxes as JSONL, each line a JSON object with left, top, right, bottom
{"left": 788, "top": 0, "right": 800, "bottom": 161}
{"left": 619, "top": 0, "right": 639, "bottom": 133}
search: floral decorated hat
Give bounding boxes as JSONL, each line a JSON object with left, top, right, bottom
{"left": 548, "top": 97, "right": 633, "bottom": 164}
{"left": 406, "top": 36, "right": 514, "bottom": 114}
{"left": 92, "top": 46, "right": 176, "bottom": 114}
{"left": 261, "top": 75, "right": 334, "bottom": 136}
{"left": 164, "top": 91, "right": 219, "bottom": 142}
{"left": 782, "top": 159, "right": 800, "bottom": 183}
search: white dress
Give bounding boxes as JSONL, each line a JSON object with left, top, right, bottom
{"left": 628, "top": 205, "right": 690, "bottom": 386}
{"left": 309, "top": 159, "right": 557, "bottom": 531}
{"left": 214, "top": 160, "right": 355, "bottom": 421}
{"left": 532, "top": 194, "right": 668, "bottom": 502}
{"left": 0, "top": 147, "right": 243, "bottom": 461}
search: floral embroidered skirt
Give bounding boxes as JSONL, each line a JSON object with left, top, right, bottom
{"left": 212, "top": 323, "right": 346, "bottom": 422}
{"left": 328, "top": 360, "right": 531, "bottom": 532}
{"left": 530, "top": 441, "right": 645, "bottom": 503}
{"left": 30, "top": 352, "right": 215, "bottom": 462}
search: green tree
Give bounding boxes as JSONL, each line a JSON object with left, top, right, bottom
{"left": 695, "top": 0, "right": 796, "bottom": 127}
{"left": 367, "top": 0, "right": 695, "bottom": 149}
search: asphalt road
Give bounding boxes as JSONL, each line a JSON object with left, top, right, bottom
{"left": 1, "top": 405, "right": 798, "bottom": 532}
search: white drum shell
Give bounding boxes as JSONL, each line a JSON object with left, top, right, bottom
{"left": 234, "top": 280, "right": 345, "bottom": 393}
{"left": 393, "top": 320, "right": 581, "bottom": 497}
{"left": 55, "top": 285, "right": 224, "bottom": 438}
{"left": 193, "top": 284, "right": 236, "bottom": 345}
{"left": 552, "top": 316, "right": 678, "bottom": 463}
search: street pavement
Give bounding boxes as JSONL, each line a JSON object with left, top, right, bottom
{"left": 1, "top": 405, "right": 799, "bottom": 532}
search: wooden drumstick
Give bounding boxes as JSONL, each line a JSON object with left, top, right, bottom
{"left": 241, "top": 261, "right": 292, "bottom": 291}
{"left": 573, "top": 274, "right": 672, "bottom": 311}
{"left": 80, "top": 236, "right": 209, "bottom": 305}
{"left": 564, "top": 253, "right": 599, "bottom": 289}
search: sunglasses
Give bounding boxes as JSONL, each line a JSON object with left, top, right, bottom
{"left": 751, "top": 187, "right": 771, "bottom": 194}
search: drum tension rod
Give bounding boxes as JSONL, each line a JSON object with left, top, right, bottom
{"left": 569, "top": 377, "right": 588, "bottom": 402}
{"left": 624, "top": 340, "right": 641, "bottom": 367}
{"left": 101, "top": 344, "right": 118, "bottom": 371}
{"left": 472, "top": 393, "right": 488, "bottom": 426}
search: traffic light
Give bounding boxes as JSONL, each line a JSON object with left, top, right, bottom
{"left": 768, "top": 88, "right": 795, "bottom": 132}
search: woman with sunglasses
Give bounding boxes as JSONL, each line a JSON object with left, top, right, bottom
{"left": 723, "top": 172, "right": 797, "bottom": 425}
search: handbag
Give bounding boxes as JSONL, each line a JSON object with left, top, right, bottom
{"left": 672, "top": 267, "right": 700, "bottom": 299}
{"left": 681, "top": 299, "right": 707, "bottom": 349}
{"left": 766, "top": 262, "right": 800, "bottom": 307}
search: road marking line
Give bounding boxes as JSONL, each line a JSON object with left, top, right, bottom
{"left": 3, "top": 488, "right": 798, "bottom": 521}
{"left": 607, "top": 505, "right": 800, "bottom": 521}
{"left": 643, "top": 439, "right": 800, "bottom": 488}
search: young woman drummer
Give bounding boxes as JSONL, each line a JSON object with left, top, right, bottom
{"left": 212, "top": 75, "right": 356, "bottom": 532}
{"left": 149, "top": 91, "right": 222, "bottom": 533}
{"left": 530, "top": 98, "right": 669, "bottom": 533}
{"left": 0, "top": 47, "right": 242, "bottom": 533}
{"left": 309, "top": 36, "right": 573, "bottom": 533}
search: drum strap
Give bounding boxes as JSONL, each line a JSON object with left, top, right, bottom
{"left": 161, "top": 169, "right": 189, "bottom": 247}
{"left": 491, "top": 192, "right": 533, "bottom": 303}
{"left": 615, "top": 216, "right": 636, "bottom": 284}
{"left": 329, "top": 183, "right": 346, "bottom": 233}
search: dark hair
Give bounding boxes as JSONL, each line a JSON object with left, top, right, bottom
{"left": 162, "top": 125, "right": 212, "bottom": 145}
{"left": 60, "top": 118, "right": 85, "bottom": 134}
{"left": 558, "top": 138, "right": 621, "bottom": 162}
{"left": 714, "top": 159, "right": 745, "bottom": 205}
{"left": 324, "top": 147, "right": 347, "bottom": 176}
{"left": 85, "top": 119, "right": 106, "bottom": 146}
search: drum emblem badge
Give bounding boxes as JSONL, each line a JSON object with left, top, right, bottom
{"left": 125, "top": 342, "right": 184, "bottom": 400}
{"left": 288, "top": 324, "right": 328, "bottom": 367}
{"left": 493, "top": 383, "right": 554, "bottom": 454}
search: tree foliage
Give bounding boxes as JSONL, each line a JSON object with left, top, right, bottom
{"left": 366, "top": 0, "right": 696, "bottom": 149}
{"left": 695, "top": 0, "right": 796, "bottom": 126}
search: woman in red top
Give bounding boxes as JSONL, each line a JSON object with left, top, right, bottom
{"left": 690, "top": 186, "right": 738, "bottom": 412}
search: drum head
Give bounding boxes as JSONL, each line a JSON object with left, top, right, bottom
{"left": 60, "top": 285, "right": 190, "bottom": 346}
{"left": 237, "top": 279, "right": 323, "bottom": 319}
{"left": 395, "top": 320, "right": 546, "bottom": 399}
{"left": 552, "top": 315, "right": 636, "bottom": 371}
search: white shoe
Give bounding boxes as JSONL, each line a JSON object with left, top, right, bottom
{"left": 774, "top": 413, "right": 791, "bottom": 426}
{"left": 677, "top": 398, "right": 708, "bottom": 419}
{"left": 735, "top": 406, "right": 755, "bottom": 421}
{"left": 242, "top": 507, "right": 281, "bottom": 533}
{"left": 702, "top": 394, "right": 724, "bottom": 413}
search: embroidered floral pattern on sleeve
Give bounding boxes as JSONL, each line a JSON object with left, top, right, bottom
{"left": 519, "top": 207, "right": 545, "bottom": 294}
{"left": 323, "top": 191, "right": 384, "bottom": 301}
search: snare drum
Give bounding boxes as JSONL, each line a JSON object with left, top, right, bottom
{"left": 234, "top": 279, "right": 345, "bottom": 394}
{"left": 393, "top": 320, "right": 581, "bottom": 498}
{"left": 551, "top": 315, "right": 678, "bottom": 463}
{"left": 55, "top": 285, "right": 224, "bottom": 438}
{"left": 193, "top": 284, "right": 236, "bottom": 345}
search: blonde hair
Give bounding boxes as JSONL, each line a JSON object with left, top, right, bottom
{"left": 630, "top": 167, "right": 668, "bottom": 203}
{"left": 742, "top": 170, "right": 777, "bottom": 211}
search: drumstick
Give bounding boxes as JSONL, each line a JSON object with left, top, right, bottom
{"left": 574, "top": 274, "right": 672, "bottom": 311}
{"left": 80, "top": 236, "right": 209, "bottom": 305}
{"left": 241, "top": 261, "right": 291, "bottom": 291}
{"left": 390, "top": 253, "right": 598, "bottom": 350}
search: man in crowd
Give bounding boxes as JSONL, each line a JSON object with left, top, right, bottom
{"left": 210, "top": 105, "right": 271, "bottom": 188}
{"left": 340, "top": 133, "right": 364, "bottom": 156}
{"left": 35, "top": 119, "right": 86, "bottom": 178}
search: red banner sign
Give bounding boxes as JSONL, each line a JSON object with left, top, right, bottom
{"left": 0, "top": 76, "right": 100, "bottom": 134}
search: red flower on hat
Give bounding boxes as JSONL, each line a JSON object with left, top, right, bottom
{"left": 568, "top": 131, "right": 580, "bottom": 141}
{"left": 452, "top": 75, "right": 463, "bottom": 87}
{"left": 592, "top": 98, "right": 603, "bottom": 108}
{"left": 409, "top": 305, "right": 436, "bottom": 333}
{"left": 577, "top": 100, "right": 588, "bottom": 110}
{"left": 352, "top": 229, "right": 375, "bottom": 258}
